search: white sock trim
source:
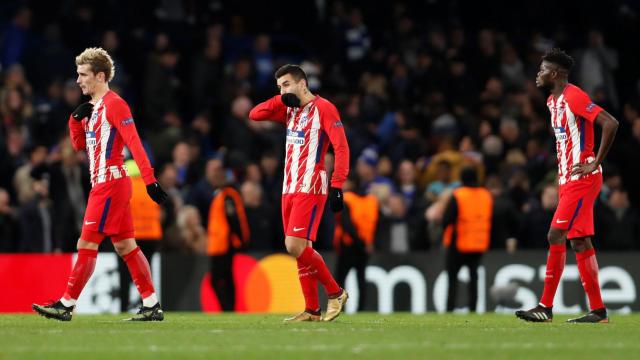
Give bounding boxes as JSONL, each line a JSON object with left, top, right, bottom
{"left": 60, "top": 297, "right": 76, "bottom": 307}
{"left": 143, "top": 293, "right": 158, "bottom": 308}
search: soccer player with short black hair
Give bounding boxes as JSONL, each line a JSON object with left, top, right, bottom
{"left": 249, "top": 64, "right": 349, "bottom": 322}
{"left": 516, "top": 48, "right": 618, "bottom": 323}
{"left": 32, "top": 47, "right": 168, "bottom": 321}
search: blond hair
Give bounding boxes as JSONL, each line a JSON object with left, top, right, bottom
{"left": 75, "top": 47, "right": 115, "bottom": 82}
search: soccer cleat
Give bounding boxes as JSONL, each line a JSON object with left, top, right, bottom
{"left": 282, "top": 310, "right": 321, "bottom": 324}
{"left": 125, "top": 303, "right": 164, "bottom": 321}
{"left": 32, "top": 301, "right": 74, "bottom": 321}
{"left": 323, "top": 289, "right": 348, "bottom": 322}
{"left": 515, "top": 304, "right": 553, "bottom": 322}
{"left": 566, "top": 308, "right": 609, "bottom": 323}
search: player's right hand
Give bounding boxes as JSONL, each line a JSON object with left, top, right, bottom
{"left": 71, "top": 102, "right": 94, "bottom": 121}
{"left": 281, "top": 93, "right": 301, "bottom": 108}
{"left": 146, "top": 182, "right": 168, "bottom": 204}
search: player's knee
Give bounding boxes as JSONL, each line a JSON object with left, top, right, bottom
{"left": 285, "top": 243, "right": 302, "bottom": 257}
{"left": 570, "top": 239, "right": 589, "bottom": 253}
{"left": 547, "top": 229, "right": 564, "bottom": 245}
{"left": 113, "top": 239, "right": 136, "bottom": 256}
{"left": 284, "top": 237, "right": 305, "bottom": 257}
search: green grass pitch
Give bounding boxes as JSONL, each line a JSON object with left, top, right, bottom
{"left": 1, "top": 313, "right": 639, "bottom": 359}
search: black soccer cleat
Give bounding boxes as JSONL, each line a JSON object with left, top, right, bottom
{"left": 515, "top": 304, "right": 553, "bottom": 322}
{"left": 32, "top": 301, "right": 74, "bottom": 321}
{"left": 566, "top": 308, "right": 609, "bottom": 323}
{"left": 125, "top": 303, "right": 164, "bottom": 321}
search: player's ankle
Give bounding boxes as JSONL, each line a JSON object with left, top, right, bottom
{"left": 142, "top": 293, "right": 158, "bottom": 308}
{"left": 60, "top": 297, "right": 76, "bottom": 307}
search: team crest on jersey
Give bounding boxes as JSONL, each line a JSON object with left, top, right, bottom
{"left": 298, "top": 114, "right": 310, "bottom": 128}
{"left": 286, "top": 129, "right": 305, "bottom": 145}
{"left": 554, "top": 127, "right": 567, "bottom": 141}
{"left": 86, "top": 131, "right": 97, "bottom": 146}
{"left": 556, "top": 105, "right": 565, "bottom": 119}
{"left": 90, "top": 110, "right": 99, "bottom": 122}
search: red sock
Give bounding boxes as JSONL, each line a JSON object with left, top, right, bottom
{"left": 540, "top": 243, "right": 566, "bottom": 308}
{"left": 298, "top": 247, "right": 341, "bottom": 297}
{"left": 123, "top": 247, "right": 155, "bottom": 299}
{"left": 576, "top": 248, "right": 605, "bottom": 310}
{"left": 63, "top": 248, "right": 98, "bottom": 301}
{"left": 297, "top": 258, "right": 319, "bottom": 312}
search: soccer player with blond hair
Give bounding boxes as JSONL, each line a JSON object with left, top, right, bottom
{"left": 32, "top": 47, "right": 168, "bottom": 321}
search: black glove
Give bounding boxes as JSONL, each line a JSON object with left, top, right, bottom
{"left": 281, "top": 93, "right": 301, "bottom": 108}
{"left": 71, "top": 102, "right": 94, "bottom": 121}
{"left": 146, "top": 182, "right": 168, "bottom": 205}
{"left": 329, "top": 187, "right": 344, "bottom": 212}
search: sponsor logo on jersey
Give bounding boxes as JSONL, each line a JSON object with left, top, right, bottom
{"left": 554, "top": 127, "right": 567, "bottom": 141}
{"left": 86, "top": 131, "right": 97, "bottom": 146}
{"left": 286, "top": 129, "right": 305, "bottom": 145}
{"left": 332, "top": 120, "right": 343, "bottom": 128}
{"left": 586, "top": 103, "right": 596, "bottom": 112}
{"left": 121, "top": 118, "right": 134, "bottom": 126}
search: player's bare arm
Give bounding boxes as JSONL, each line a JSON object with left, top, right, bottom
{"left": 571, "top": 110, "right": 618, "bottom": 176}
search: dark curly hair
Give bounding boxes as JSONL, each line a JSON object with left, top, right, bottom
{"left": 542, "top": 48, "right": 575, "bottom": 72}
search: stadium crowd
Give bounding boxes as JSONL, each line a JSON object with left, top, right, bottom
{"left": 1, "top": 0, "right": 640, "bottom": 255}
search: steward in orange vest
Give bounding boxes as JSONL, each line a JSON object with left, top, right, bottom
{"left": 334, "top": 187, "right": 379, "bottom": 311}
{"left": 207, "top": 181, "right": 250, "bottom": 312}
{"left": 441, "top": 167, "right": 493, "bottom": 313}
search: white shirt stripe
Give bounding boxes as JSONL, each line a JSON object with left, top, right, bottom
{"left": 300, "top": 108, "right": 321, "bottom": 193}
{"left": 566, "top": 106, "right": 582, "bottom": 182}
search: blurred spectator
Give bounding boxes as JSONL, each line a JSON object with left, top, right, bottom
{"left": 191, "top": 37, "right": 223, "bottom": 113}
{"left": 13, "top": 144, "right": 47, "bottom": 206}
{"left": 143, "top": 45, "right": 180, "bottom": 127}
{"left": 377, "top": 192, "right": 410, "bottom": 253}
{"left": 0, "top": 187, "right": 19, "bottom": 252}
{"left": 163, "top": 205, "right": 206, "bottom": 254}
{"left": 186, "top": 157, "right": 225, "bottom": 227}
{"left": 0, "top": 7, "right": 32, "bottom": 68}
{"left": 595, "top": 189, "right": 639, "bottom": 250}
{"left": 1, "top": 86, "right": 33, "bottom": 132}
{"left": 48, "top": 138, "right": 89, "bottom": 252}
{"left": 486, "top": 175, "right": 520, "bottom": 251}
{"left": 576, "top": 30, "right": 619, "bottom": 109}
{"left": 425, "top": 160, "right": 461, "bottom": 202}
{"left": 19, "top": 166, "right": 54, "bottom": 252}
{"left": 519, "top": 184, "right": 558, "bottom": 249}
{"left": 241, "top": 180, "right": 275, "bottom": 251}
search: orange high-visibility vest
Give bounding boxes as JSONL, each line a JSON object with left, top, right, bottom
{"left": 207, "top": 187, "right": 250, "bottom": 256}
{"left": 130, "top": 176, "right": 162, "bottom": 240}
{"left": 443, "top": 187, "right": 493, "bottom": 253}
{"left": 334, "top": 192, "right": 379, "bottom": 248}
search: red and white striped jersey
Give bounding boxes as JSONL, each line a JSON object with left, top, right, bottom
{"left": 68, "top": 91, "right": 156, "bottom": 187}
{"left": 547, "top": 84, "right": 603, "bottom": 186}
{"left": 249, "top": 94, "right": 349, "bottom": 195}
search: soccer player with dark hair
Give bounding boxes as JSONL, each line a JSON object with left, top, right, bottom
{"left": 516, "top": 48, "right": 618, "bottom": 323}
{"left": 32, "top": 47, "right": 168, "bottom": 321}
{"left": 249, "top": 64, "right": 349, "bottom": 322}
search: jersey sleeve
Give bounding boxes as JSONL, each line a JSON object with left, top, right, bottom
{"left": 565, "top": 87, "right": 603, "bottom": 123}
{"left": 68, "top": 116, "right": 86, "bottom": 151}
{"left": 108, "top": 98, "right": 157, "bottom": 185}
{"left": 248, "top": 95, "right": 287, "bottom": 124}
{"left": 320, "top": 101, "right": 350, "bottom": 189}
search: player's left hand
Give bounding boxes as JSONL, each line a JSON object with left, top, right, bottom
{"left": 571, "top": 162, "right": 598, "bottom": 177}
{"left": 146, "top": 182, "right": 168, "bottom": 204}
{"left": 329, "top": 187, "right": 344, "bottom": 212}
{"left": 281, "top": 93, "right": 301, "bottom": 108}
